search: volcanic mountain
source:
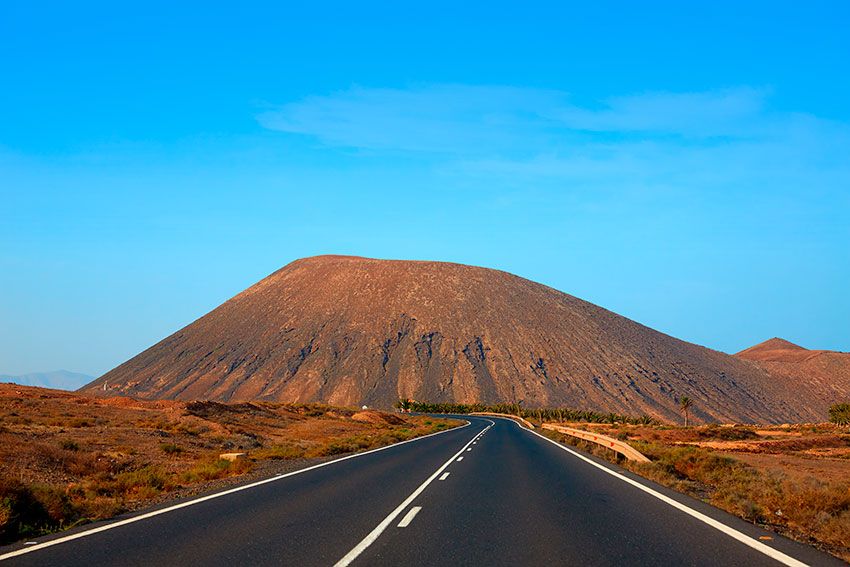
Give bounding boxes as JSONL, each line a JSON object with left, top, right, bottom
{"left": 735, "top": 338, "right": 850, "bottom": 412}
{"left": 82, "top": 256, "right": 834, "bottom": 423}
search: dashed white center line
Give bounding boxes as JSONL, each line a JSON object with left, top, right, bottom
{"left": 439, "top": 472, "right": 450, "bottom": 481}
{"left": 23, "top": 542, "right": 38, "bottom": 546}
{"left": 466, "top": 448, "right": 472, "bottom": 452}
{"left": 397, "top": 507, "right": 422, "bottom": 528}
{"left": 2, "top": 420, "right": 474, "bottom": 563}
{"left": 333, "top": 421, "right": 493, "bottom": 567}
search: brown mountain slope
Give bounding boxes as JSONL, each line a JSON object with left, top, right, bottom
{"left": 82, "top": 256, "right": 827, "bottom": 423}
{"left": 735, "top": 338, "right": 850, "bottom": 410}
{"left": 737, "top": 338, "right": 810, "bottom": 362}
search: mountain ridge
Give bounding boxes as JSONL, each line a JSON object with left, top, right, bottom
{"left": 2, "top": 370, "right": 95, "bottom": 391}
{"left": 81, "top": 256, "right": 839, "bottom": 423}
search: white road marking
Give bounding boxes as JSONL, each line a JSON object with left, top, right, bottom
{"left": 23, "top": 542, "right": 38, "bottom": 546}
{"left": 334, "top": 422, "right": 493, "bottom": 567}
{"left": 0, "top": 421, "right": 471, "bottom": 562}
{"left": 522, "top": 423, "right": 807, "bottom": 567}
{"left": 439, "top": 472, "right": 450, "bottom": 481}
{"left": 397, "top": 507, "right": 422, "bottom": 528}
{"left": 457, "top": 456, "right": 464, "bottom": 461}
{"left": 466, "top": 448, "right": 472, "bottom": 451}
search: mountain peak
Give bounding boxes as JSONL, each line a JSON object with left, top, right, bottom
{"left": 744, "top": 338, "right": 806, "bottom": 353}
{"left": 81, "top": 258, "right": 826, "bottom": 423}
{"left": 736, "top": 338, "right": 811, "bottom": 363}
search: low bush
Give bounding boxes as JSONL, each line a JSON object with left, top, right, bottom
{"left": 180, "top": 457, "right": 251, "bottom": 484}
{"left": 159, "top": 443, "right": 183, "bottom": 455}
{"left": 696, "top": 425, "right": 758, "bottom": 441}
{"left": 254, "top": 443, "right": 306, "bottom": 460}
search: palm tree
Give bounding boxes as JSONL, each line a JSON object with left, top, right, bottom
{"left": 679, "top": 396, "right": 693, "bottom": 427}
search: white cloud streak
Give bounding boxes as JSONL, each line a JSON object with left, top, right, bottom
{"left": 257, "top": 84, "right": 850, "bottom": 203}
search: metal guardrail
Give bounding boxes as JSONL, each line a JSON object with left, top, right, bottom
{"left": 542, "top": 424, "right": 650, "bottom": 462}
{"left": 469, "top": 412, "right": 535, "bottom": 429}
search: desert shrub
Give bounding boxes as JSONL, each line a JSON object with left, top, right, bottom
{"left": 624, "top": 441, "right": 850, "bottom": 557}
{"left": 159, "top": 443, "right": 183, "bottom": 455}
{"left": 698, "top": 425, "right": 758, "bottom": 441}
{"left": 113, "top": 466, "right": 170, "bottom": 498}
{"left": 28, "top": 484, "right": 75, "bottom": 525}
{"left": 0, "top": 479, "right": 55, "bottom": 543}
{"left": 180, "top": 457, "right": 251, "bottom": 484}
{"left": 64, "top": 451, "right": 108, "bottom": 476}
{"left": 255, "top": 444, "right": 306, "bottom": 460}
{"left": 59, "top": 439, "right": 80, "bottom": 451}
{"left": 313, "top": 435, "right": 374, "bottom": 457}
{"left": 174, "top": 423, "right": 208, "bottom": 437}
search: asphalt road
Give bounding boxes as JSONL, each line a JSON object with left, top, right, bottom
{"left": 0, "top": 416, "right": 842, "bottom": 566}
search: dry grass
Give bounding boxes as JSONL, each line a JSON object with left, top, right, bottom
{"left": 0, "top": 385, "right": 459, "bottom": 544}
{"left": 543, "top": 422, "right": 850, "bottom": 561}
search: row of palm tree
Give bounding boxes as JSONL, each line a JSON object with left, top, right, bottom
{"left": 395, "top": 399, "right": 657, "bottom": 425}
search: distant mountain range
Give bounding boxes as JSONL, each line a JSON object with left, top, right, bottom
{"left": 0, "top": 370, "right": 95, "bottom": 391}
{"left": 80, "top": 255, "right": 849, "bottom": 423}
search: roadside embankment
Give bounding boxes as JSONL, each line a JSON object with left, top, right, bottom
{"left": 0, "top": 384, "right": 460, "bottom": 545}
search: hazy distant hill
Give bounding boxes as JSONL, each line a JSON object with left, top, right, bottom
{"left": 1, "top": 370, "right": 95, "bottom": 391}
{"left": 81, "top": 256, "right": 838, "bottom": 423}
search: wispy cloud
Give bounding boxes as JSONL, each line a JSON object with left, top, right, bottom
{"left": 257, "top": 84, "right": 850, "bottom": 202}
{"left": 258, "top": 85, "right": 780, "bottom": 150}
{"left": 550, "top": 88, "right": 769, "bottom": 137}
{"left": 258, "top": 84, "right": 568, "bottom": 154}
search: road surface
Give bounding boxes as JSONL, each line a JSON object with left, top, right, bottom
{"left": 0, "top": 416, "right": 841, "bottom": 566}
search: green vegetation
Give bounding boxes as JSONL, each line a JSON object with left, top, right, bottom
{"left": 59, "top": 439, "right": 80, "bottom": 451}
{"left": 254, "top": 421, "right": 454, "bottom": 461}
{"left": 159, "top": 443, "right": 183, "bottom": 455}
{"left": 829, "top": 402, "right": 850, "bottom": 426}
{"left": 0, "top": 456, "right": 250, "bottom": 544}
{"left": 396, "top": 400, "right": 656, "bottom": 425}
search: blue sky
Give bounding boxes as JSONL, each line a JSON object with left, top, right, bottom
{"left": 2, "top": 1, "right": 849, "bottom": 376}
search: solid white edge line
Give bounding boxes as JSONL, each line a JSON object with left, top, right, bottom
{"left": 0, "top": 420, "right": 471, "bottom": 562}
{"left": 439, "top": 472, "right": 450, "bottom": 481}
{"left": 396, "top": 506, "right": 422, "bottom": 528}
{"left": 519, "top": 422, "right": 807, "bottom": 567}
{"left": 334, "top": 421, "right": 493, "bottom": 567}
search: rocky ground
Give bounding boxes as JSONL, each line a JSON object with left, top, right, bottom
{"left": 540, "top": 420, "right": 850, "bottom": 561}
{"left": 0, "top": 384, "right": 459, "bottom": 544}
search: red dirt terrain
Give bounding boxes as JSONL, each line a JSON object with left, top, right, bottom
{"left": 80, "top": 256, "right": 844, "bottom": 423}
{"left": 736, "top": 338, "right": 850, "bottom": 415}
